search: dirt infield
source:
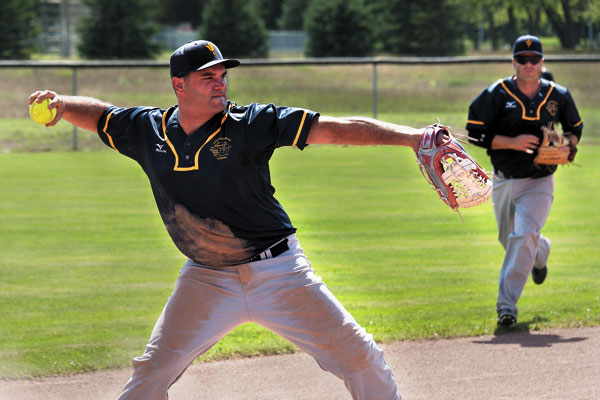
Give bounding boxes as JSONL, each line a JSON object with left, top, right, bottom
{"left": 1, "top": 326, "right": 598, "bottom": 400}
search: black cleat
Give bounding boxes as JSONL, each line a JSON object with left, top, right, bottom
{"left": 532, "top": 266, "right": 548, "bottom": 285}
{"left": 497, "top": 312, "right": 517, "bottom": 327}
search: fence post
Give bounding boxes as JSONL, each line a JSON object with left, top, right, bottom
{"left": 372, "top": 62, "right": 378, "bottom": 119}
{"left": 72, "top": 66, "right": 78, "bottom": 151}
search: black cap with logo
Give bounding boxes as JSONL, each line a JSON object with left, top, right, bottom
{"left": 170, "top": 40, "right": 240, "bottom": 78}
{"left": 512, "top": 35, "right": 543, "bottom": 57}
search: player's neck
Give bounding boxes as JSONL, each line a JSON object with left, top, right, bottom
{"left": 177, "top": 105, "right": 222, "bottom": 135}
{"left": 515, "top": 78, "right": 540, "bottom": 99}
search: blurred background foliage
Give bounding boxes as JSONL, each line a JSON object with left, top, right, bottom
{"left": 1, "top": 0, "right": 599, "bottom": 60}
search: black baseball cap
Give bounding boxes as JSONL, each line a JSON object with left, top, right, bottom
{"left": 170, "top": 40, "right": 240, "bottom": 78}
{"left": 512, "top": 35, "right": 543, "bottom": 57}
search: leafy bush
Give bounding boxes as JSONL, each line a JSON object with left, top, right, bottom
{"left": 200, "top": 0, "right": 269, "bottom": 58}
{"left": 78, "top": 0, "right": 160, "bottom": 59}
{"left": 304, "top": 0, "right": 375, "bottom": 57}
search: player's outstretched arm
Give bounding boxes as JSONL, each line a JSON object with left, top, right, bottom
{"left": 28, "top": 91, "right": 112, "bottom": 132}
{"left": 307, "top": 115, "right": 423, "bottom": 152}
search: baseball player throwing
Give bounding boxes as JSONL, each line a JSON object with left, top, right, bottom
{"left": 28, "top": 40, "right": 427, "bottom": 399}
{"left": 466, "top": 35, "right": 583, "bottom": 327}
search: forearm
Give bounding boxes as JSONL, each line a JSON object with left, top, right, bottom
{"left": 307, "top": 116, "right": 423, "bottom": 151}
{"left": 60, "top": 96, "right": 112, "bottom": 132}
{"left": 491, "top": 134, "right": 539, "bottom": 153}
{"left": 565, "top": 133, "right": 579, "bottom": 145}
{"left": 28, "top": 91, "right": 112, "bottom": 132}
{"left": 491, "top": 135, "right": 517, "bottom": 150}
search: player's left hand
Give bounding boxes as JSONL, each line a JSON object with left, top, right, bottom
{"left": 533, "top": 124, "right": 572, "bottom": 165}
{"left": 416, "top": 121, "right": 492, "bottom": 211}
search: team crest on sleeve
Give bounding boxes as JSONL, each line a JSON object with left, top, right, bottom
{"left": 210, "top": 137, "right": 232, "bottom": 160}
{"left": 545, "top": 100, "right": 559, "bottom": 117}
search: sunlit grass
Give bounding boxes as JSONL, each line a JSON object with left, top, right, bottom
{"left": 0, "top": 146, "right": 598, "bottom": 378}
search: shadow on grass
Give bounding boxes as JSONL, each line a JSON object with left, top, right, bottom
{"left": 473, "top": 318, "right": 589, "bottom": 348}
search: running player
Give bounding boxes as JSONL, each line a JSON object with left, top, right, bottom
{"left": 466, "top": 35, "right": 583, "bottom": 327}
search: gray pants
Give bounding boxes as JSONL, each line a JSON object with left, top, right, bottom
{"left": 492, "top": 175, "right": 554, "bottom": 316}
{"left": 117, "top": 234, "right": 400, "bottom": 400}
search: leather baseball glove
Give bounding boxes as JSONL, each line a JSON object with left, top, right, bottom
{"left": 534, "top": 123, "right": 574, "bottom": 165}
{"left": 416, "top": 121, "right": 492, "bottom": 211}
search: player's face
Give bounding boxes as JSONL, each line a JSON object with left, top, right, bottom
{"left": 512, "top": 52, "right": 543, "bottom": 84}
{"left": 181, "top": 64, "right": 229, "bottom": 112}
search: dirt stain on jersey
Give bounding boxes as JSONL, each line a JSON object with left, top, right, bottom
{"left": 163, "top": 204, "right": 254, "bottom": 267}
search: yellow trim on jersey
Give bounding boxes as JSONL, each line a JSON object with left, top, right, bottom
{"left": 102, "top": 111, "right": 119, "bottom": 152}
{"left": 467, "top": 120, "right": 485, "bottom": 125}
{"left": 500, "top": 80, "right": 555, "bottom": 121}
{"left": 573, "top": 120, "right": 583, "bottom": 128}
{"left": 163, "top": 105, "right": 231, "bottom": 171}
{"left": 292, "top": 111, "right": 307, "bottom": 147}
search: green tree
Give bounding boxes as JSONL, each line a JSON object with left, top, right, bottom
{"left": 279, "top": 0, "right": 309, "bottom": 30}
{"left": 521, "top": 2, "right": 548, "bottom": 37}
{"left": 251, "top": 0, "right": 283, "bottom": 30}
{"left": 200, "top": 0, "right": 269, "bottom": 58}
{"left": 0, "top": 0, "right": 39, "bottom": 59}
{"left": 78, "top": 0, "right": 160, "bottom": 59}
{"left": 157, "top": 0, "right": 209, "bottom": 28}
{"left": 304, "top": 0, "right": 374, "bottom": 57}
{"left": 375, "top": 0, "right": 465, "bottom": 56}
{"left": 540, "top": 0, "right": 589, "bottom": 49}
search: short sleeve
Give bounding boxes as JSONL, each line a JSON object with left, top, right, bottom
{"left": 97, "top": 106, "right": 159, "bottom": 160}
{"left": 560, "top": 89, "right": 583, "bottom": 141}
{"left": 239, "top": 103, "right": 319, "bottom": 155}
{"left": 466, "top": 83, "right": 501, "bottom": 150}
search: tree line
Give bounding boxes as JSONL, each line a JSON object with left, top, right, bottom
{"left": 2, "top": 0, "right": 599, "bottom": 60}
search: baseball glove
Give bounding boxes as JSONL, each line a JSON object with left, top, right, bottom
{"left": 533, "top": 123, "right": 572, "bottom": 165}
{"left": 416, "top": 120, "right": 492, "bottom": 211}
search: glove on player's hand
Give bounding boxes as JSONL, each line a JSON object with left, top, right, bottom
{"left": 416, "top": 121, "right": 492, "bottom": 210}
{"left": 534, "top": 123, "right": 574, "bottom": 165}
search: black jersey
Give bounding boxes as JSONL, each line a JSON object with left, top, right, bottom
{"left": 97, "top": 102, "right": 318, "bottom": 267}
{"left": 466, "top": 77, "right": 582, "bottom": 179}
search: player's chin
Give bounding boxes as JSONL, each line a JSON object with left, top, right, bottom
{"left": 211, "top": 96, "right": 227, "bottom": 106}
{"left": 208, "top": 97, "right": 228, "bottom": 111}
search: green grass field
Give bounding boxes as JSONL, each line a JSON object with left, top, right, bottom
{"left": 1, "top": 144, "right": 599, "bottom": 378}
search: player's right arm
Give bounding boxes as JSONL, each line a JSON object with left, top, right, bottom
{"left": 28, "top": 90, "right": 111, "bottom": 132}
{"left": 490, "top": 134, "right": 539, "bottom": 153}
{"left": 466, "top": 80, "right": 538, "bottom": 154}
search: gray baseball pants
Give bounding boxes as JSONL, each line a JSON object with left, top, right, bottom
{"left": 116, "top": 234, "right": 400, "bottom": 400}
{"left": 492, "top": 174, "right": 553, "bottom": 317}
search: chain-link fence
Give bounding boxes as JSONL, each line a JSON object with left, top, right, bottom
{"left": 2, "top": 56, "right": 599, "bottom": 152}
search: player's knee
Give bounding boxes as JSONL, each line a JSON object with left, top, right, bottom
{"left": 131, "top": 345, "right": 187, "bottom": 380}
{"left": 335, "top": 332, "right": 385, "bottom": 374}
{"left": 509, "top": 231, "right": 540, "bottom": 249}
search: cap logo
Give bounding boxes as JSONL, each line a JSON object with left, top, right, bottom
{"left": 526, "top": 39, "right": 533, "bottom": 48}
{"left": 205, "top": 43, "right": 216, "bottom": 56}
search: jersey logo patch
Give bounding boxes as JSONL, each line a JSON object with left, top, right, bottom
{"left": 210, "top": 137, "right": 232, "bottom": 160}
{"left": 155, "top": 143, "right": 167, "bottom": 153}
{"left": 545, "top": 100, "right": 559, "bottom": 117}
{"left": 505, "top": 101, "right": 518, "bottom": 109}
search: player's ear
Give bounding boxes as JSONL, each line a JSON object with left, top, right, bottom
{"left": 172, "top": 77, "right": 185, "bottom": 94}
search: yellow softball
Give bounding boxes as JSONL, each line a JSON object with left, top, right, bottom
{"left": 29, "top": 98, "right": 57, "bottom": 125}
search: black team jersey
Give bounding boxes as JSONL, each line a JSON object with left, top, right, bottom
{"left": 97, "top": 102, "right": 318, "bottom": 267}
{"left": 466, "top": 77, "right": 582, "bottom": 179}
